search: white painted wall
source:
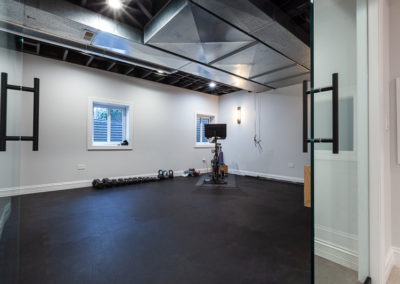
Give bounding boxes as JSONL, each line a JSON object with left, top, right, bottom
{"left": 13, "top": 54, "right": 217, "bottom": 189}
{"left": 218, "top": 85, "right": 310, "bottom": 183}
{"left": 388, "top": 0, "right": 400, "bottom": 252}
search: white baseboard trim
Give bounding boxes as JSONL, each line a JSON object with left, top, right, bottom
{"left": 314, "top": 224, "right": 358, "bottom": 271}
{"left": 0, "top": 168, "right": 209, "bottom": 197}
{"left": 0, "top": 202, "right": 11, "bottom": 240}
{"left": 315, "top": 237, "right": 358, "bottom": 271}
{"left": 0, "top": 180, "right": 93, "bottom": 197}
{"left": 384, "top": 246, "right": 400, "bottom": 283}
{"left": 315, "top": 224, "right": 358, "bottom": 254}
{"left": 229, "top": 169, "right": 304, "bottom": 184}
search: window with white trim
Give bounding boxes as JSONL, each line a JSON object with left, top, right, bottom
{"left": 196, "top": 114, "right": 215, "bottom": 145}
{"left": 88, "top": 99, "right": 132, "bottom": 150}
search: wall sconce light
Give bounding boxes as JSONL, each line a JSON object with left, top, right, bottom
{"left": 236, "top": 106, "right": 241, "bottom": 124}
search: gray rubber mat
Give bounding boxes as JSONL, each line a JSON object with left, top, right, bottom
{"left": 195, "top": 174, "right": 238, "bottom": 189}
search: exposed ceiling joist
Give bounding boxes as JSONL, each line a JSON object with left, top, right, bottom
{"left": 155, "top": 75, "right": 165, "bottom": 82}
{"left": 192, "top": 85, "right": 204, "bottom": 91}
{"left": 169, "top": 77, "right": 182, "bottom": 85}
{"left": 136, "top": 1, "right": 153, "bottom": 20}
{"left": 62, "top": 49, "right": 69, "bottom": 61}
{"left": 141, "top": 70, "right": 153, "bottom": 79}
{"left": 180, "top": 81, "right": 195, "bottom": 88}
{"left": 13, "top": 34, "right": 240, "bottom": 96}
{"left": 125, "top": 66, "right": 135, "bottom": 75}
{"left": 107, "top": 62, "right": 116, "bottom": 71}
{"left": 86, "top": 55, "right": 94, "bottom": 66}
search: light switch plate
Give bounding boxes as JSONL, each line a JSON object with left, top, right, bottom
{"left": 77, "top": 164, "right": 87, "bottom": 171}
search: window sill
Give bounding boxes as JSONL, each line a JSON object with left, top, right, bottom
{"left": 88, "top": 145, "right": 133, "bottom": 151}
{"left": 194, "top": 144, "right": 214, "bottom": 149}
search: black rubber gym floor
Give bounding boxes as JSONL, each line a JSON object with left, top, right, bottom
{"left": 0, "top": 175, "right": 311, "bottom": 284}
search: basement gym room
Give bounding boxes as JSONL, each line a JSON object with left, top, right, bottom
{"left": 0, "top": 0, "right": 371, "bottom": 283}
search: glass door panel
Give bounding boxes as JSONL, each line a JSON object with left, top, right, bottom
{"left": 312, "top": 0, "right": 369, "bottom": 283}
{"left": 0, "top": 0, "right": 25, "bottom": 282}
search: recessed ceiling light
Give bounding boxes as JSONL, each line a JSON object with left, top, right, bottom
{"left": 209, "top": 82, "right": 216, "bottom": 88}
{"left": 108, "top": 0, "right": 122, "bottom": 9}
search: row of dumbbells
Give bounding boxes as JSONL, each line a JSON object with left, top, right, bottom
{"left": 92, "top": 169, "right": 175, "bottom": 190}
{"left": 92, "top": 176, "right": 160, "bottom": 190}
{"left": 158, "top": 169, "right": 174, "bottom": 180}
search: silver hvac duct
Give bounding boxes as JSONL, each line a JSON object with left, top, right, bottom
{"left": 144, "top": 0, "right": 310, "bottom": 90}
{"left": 0, "top": 0, "right": 187, "bottom": 73}
{"left": 0, "top": 0, "right": 310, "bottom": 92}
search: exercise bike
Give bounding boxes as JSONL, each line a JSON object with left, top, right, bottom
{"left": 204, "top": 124, "right": 227, "bottom": 185}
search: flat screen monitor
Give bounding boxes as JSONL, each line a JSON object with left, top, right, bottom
{"left": 205, "top": 124, "right": 227, "bottom": 139}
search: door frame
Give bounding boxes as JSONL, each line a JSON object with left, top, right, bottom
{"left": 368, "top": 0, "right": 390, "bottom": 283}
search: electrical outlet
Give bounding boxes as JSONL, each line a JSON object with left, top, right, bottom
{"left": 288, "top": 162, "right": 295, "bottom": 168}
{"left": 77, "top": 164, "right": 87, "bottom": 171}
{"left": 202, "top": 158, "right": 206, "bottom": 163}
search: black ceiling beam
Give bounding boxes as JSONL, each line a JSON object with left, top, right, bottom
{"left": 192, "top": 85, "right": 205, "bottom": 91}
{"left": 107, "top": 62, "right": 116, "bottom": 71}
{"left": 122, "top": 6, "right": 145, "bottom": 28}
{"left": 135, "top": 1, "right": 153, "bottom": 20}
{"left": 85, "top": 55, "right": 94, "bottom": 66}
{"left": 14, "top": 34, "right": 240, "bottom": 96}
{"left": 180, "top": 81, "right": 195, "bottom": 88}
{"left": 62, "top": 49, "right": 68, "bottom": 61}
{"left": 140, "top": 70, "right": 153, "bottom": 79}
{"left": 279, "top": 0, "right": 307, "bottom": 11}
{"left": 247, "top": 0, "right": 309, "bottom": 46}
{"left": 286, "top": 6, "right": 309, "bottom": 18}
{"left": 154, "top": 75, "right": 166, "bottom": 82}
{"left": 125, "top": 66, "right": 135, "bottom": 75}
{"left": 167, "top": 75, "right": 185, "bottom": 85}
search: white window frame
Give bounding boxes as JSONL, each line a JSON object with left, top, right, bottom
{"left": 87, "top": 98, "right": 133, "bottom": 151}
{"left": 194, "top": 112, "right": 216, "bottom": 148}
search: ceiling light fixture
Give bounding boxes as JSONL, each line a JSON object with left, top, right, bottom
{"left": 108, "top": 0, "right": 122, "bottom": 9}
{"left": 209, "top": 82, "right": 216, "bottom": 88}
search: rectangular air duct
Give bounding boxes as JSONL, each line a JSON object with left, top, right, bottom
{"left": 144, "top": 0, "right": 310, "bottom": 90}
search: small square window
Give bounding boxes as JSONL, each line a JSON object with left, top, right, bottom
{"left": 88, "top": 99, "right": 132, "bottom": 150}
{"left": 195, "top": 113, "right": 215, "bottom": 147}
